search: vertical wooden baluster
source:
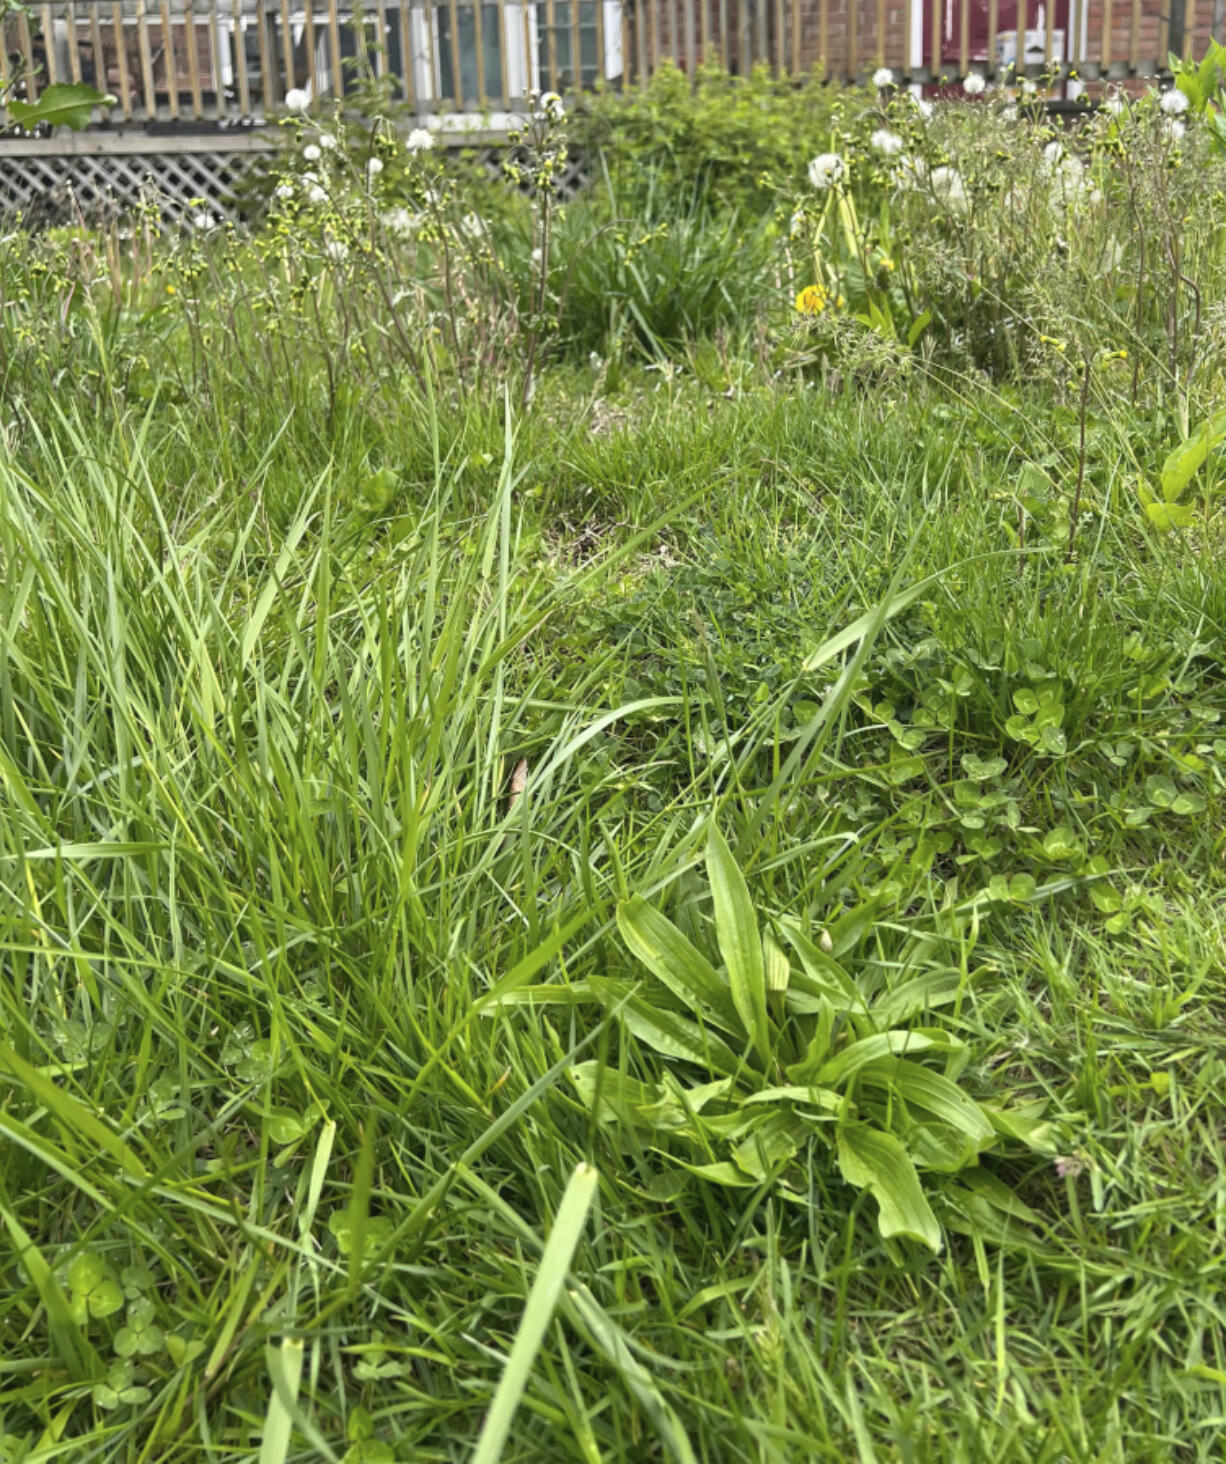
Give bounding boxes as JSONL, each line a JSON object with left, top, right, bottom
{"left": 1127, "top": 0, "right": 1139, "bottom": 72}
{"left": 542, "top": 0, "right": 556, "bottom": 83}
{"left": 902, "top": 0, "right": 912, "bottom": 76}
{"left": 400, "top": 0, "right": 416, "bottom": 103}
{"left": 637, "top": 0, "right": 647, "bottom": 81}
{"left": 928, "top": 0, "right": 938, "bottom": 80}
{"left": 472, "top": 0, "right": 485, "bottom": 98}
{"left": 568, "top": 0, "right": 578, "bottom": 87}
{"left": 1156, "top": 1, "right": 1168, "bottom": 70}
{"left": 686, "top": 0, "right": 697, "bottom": 73}
{"left": 326, "top": 0, "right": 340, "bottom": 98}
{"left": 233, "top": 0, "right": 251, "bottom": 110}
{"left": 40, "top": 4, "right": 57, "bottom": 83}
{"left": 279, "top": 0, "right": 292, "bottom": 89}
{"left": 136, "top": 0, "right": 157, "bottom": 115}
{"left": 773, "top": 0, "right": 782, "bottom": 73}
{"left": 303, "top": 0, "right": 315, "bottom": 95}
{"left": 65, "top": 1, "right": 82, "bottom": 80}
{"left": 739, "top": 0, "right": 750, "bottom": 70}
{"left": 111, "top": 3, "right": 131, "bottom": 115}
{"left": 185, "top": 0, "right": 205, "bottom": 113}
{"left": 699, "top": 0, "right": 707, "bottom": 63}
{"left": 595, "top": 0, "right": 606, "bottom": 85}
{"left": 447, "top": 0, "right": 462, "bottom": 99}
{"left": 848, "top": 0, "right": 857, "bottom": 79}
{"left": 1181, "top": 0, "right": 1193, "bottom": 58}
{"left": 18, "top": 11, "right": 37, "bottom": 99}
{"left": 522, "top": 0, "right": 534, "bottom": 97}
{"left": 1015, "top": 0, "right": 1025, "bottom": 82}
{"left": 717, "top": 0, "right": 726, "bottom": 67}
{"left": 90, "top": 1, "right": 108, "bottom": 107}
{"left": 621, "top": 0, "right": 631, "bottom": 84}
{"left": 817, "top": 0, "right": 826, "bottom": 76}
{"left": 205, "top": 0, "right": 221, "bottom": 112}
{"left": 255, "top": 0, "right": 274, "bottom": 106}
{"left": 875, "top": 0, "right": 883, "bottom": 67}
{"left": 1099, "top": 0, "right": 1110, "bottom": 78}
{"left": 755, "top": 0, "right": 765, "bottom": 66}
{"left": 1045, "top": 0, "right": 1054, "bottom": 74}
{"left": 1068, "top": 0, "right": 1079, "bottom": 70}
{"left": 0, "top": 19, "right": 9, "bottom": 119}
{"left": 789, "top": 0, "right": 798, "bottom": 72}
{"left": 374, "top": 0, "right": 388, "bottom": 75}
{"left": 986, "top": 0, "right": 997, "bottom": 77}
{"left": 159, "top": 0, "right": 179, "bottom": 114}
{"left": 960, "top": 0, "right": 969, "bottom": 74}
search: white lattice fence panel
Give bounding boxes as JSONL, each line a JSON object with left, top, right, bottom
{"left": 0, "top": 140, "right": 590, "bottom": 230}
{"left": 0, "top": 150, "right": 274, "bottom": 229}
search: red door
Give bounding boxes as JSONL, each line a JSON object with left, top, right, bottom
{"left": 924, "top": 0, "right": 1074, "bottom": 75}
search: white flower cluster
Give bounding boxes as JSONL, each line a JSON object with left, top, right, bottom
{"left": 808, "top": 152, "right": 846, "bottom": 189}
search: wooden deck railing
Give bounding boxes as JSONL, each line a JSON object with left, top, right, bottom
{"left": 0, "top": 0, "right": 1218, "bottom": 129}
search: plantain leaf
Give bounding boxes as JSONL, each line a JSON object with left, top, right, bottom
{"left": 1159, "top": 410, "right": 1226, "bottom": 502}
{"left": 706, "top": 824, "right": 770, "bottom": 1065}
{"left": 617, "top": 895, "right": 740, "bottom": 1031}
{"left": 817, "top": 1029, "right": 963, "bottom": 1086}
{"left": 836, "top": 1124, "right": 942, "bottom": 1251}
{"left": 620, "top": 994, "right": 739, "bottom": 1074}
{"left": 857, "top": 1059, "right": 994, "bottom": 1144}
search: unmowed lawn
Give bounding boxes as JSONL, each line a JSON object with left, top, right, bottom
{"left": 1, "top": 356, "right": 1224, "bottom": 1463}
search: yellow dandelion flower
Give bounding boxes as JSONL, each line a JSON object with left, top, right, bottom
{"left": 796, "top": 284, "right": 830, "bottom": 314}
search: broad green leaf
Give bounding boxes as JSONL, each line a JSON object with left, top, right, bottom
{"left": 817, "top": 1029, "right": 961, "bottom": 1086}
{"left": 1145, "top": 499, "right": 1196, "bottom": 531}
{"left": 763, "top": 932, "right": 791, "bottom": 994}
{"left": 471, "top": 1163, "right": 597, "bottom": 1464}
{"left": 730, "top": 1110, "right": 806, "bottom": 1181}
{"left": 1160, "top": 411, "right": 1226, "bottom": 502}
{"left": 621, "top": 995, "right": 739, "bottom": 1074}
{"left": 617, "top": 896, "right": 739, "bottom": 1030}
{"left": 740, "top": 1084, "right": 842, "bottom": 1112}
{"left": 775, "top": 917, "right": 867, "bottom": 1013}
{"left": 706, "top": 825, "right": 769, "bottom": 1064}
{"left": 9, "top": 83, "right": 115, "bottom": 131}
{"left": 676, "top": 1159, "right": 756, "bottom": 1186}
{"left": 836, "top": 1125, "right": 942, "bottom": 1251}
{"left": 874, "top": 969, "right": 963, "bottom": 1026}
{"left": 857, "top": 1059, "right": 994, "bottom": 1144}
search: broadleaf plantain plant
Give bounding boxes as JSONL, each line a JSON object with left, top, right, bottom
{"left": 535, "top": 825, "right": 1057, "bottom": 1253}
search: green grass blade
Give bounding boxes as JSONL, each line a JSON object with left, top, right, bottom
{"left": 470, "top": 1162, "right": 599, "bottom": 1464}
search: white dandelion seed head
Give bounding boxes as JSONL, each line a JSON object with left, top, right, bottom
{"left": 872, "top": 66, "right": 893, "bottom": 88}
{"left": 1163, "top": 117, "right": 1187, "bottom": 141}
{"left": 808, "top": 152, "right": 846, "bottom": 189}
{"left": 318, "top": 132, "right": 339, "bottom": 149}
{"left": 324, "top": 238, "right": 348, "bottom": 262}
{"left": 367, "top": 157, "right": 384, "bottom": 178}
{"left": 963, "top": 71, "right": 986, "bottom": 95}
{"left": 538, "top": 90, "right": 565, "bottom": 121}
{"left": 274, "top": 182, "right": 295, "bottom": 200}
{"left": 302, "top": 143, "right": 321, "bottom": 162}
{"left": 929, "top": 165, "right": 968, "bottom": 212}
{"left": 406, "top": 127, "right": 435, "bottom": 152}
{"left": 1021, "top": 79, "right": 1038, "bottom": 95}
{"left": 531, "top": 246, "right": 543, "bottom": 264}
{"left": 460, "top": 211, "right": 483, "bottom": 238}
{"left": 913, "top": 95, "right": 935, "bottom": 120}
{"left": 307, "top": 184, "right": 327, "bottom": 204}
{"left": 382, "top": 207, "right": 421, "bottom": 236}
{"left": 1103, "top": 91, "right": 1126, "bottom": 117}
{"left": 870, "top": 128, "right": 904, "bottom": 156}
{"left": 284, "top": 87, "right": 310, "bottom": 113}
{"left": 1160, "top": 87, "right": 1189, "bottom": 114}
{"left": 1001, "top": 103, "right": 1019, "bottom": 121}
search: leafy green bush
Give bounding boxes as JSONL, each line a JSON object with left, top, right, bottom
{"left": 575, "top": 61, "right": 839, "bottom": 215}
